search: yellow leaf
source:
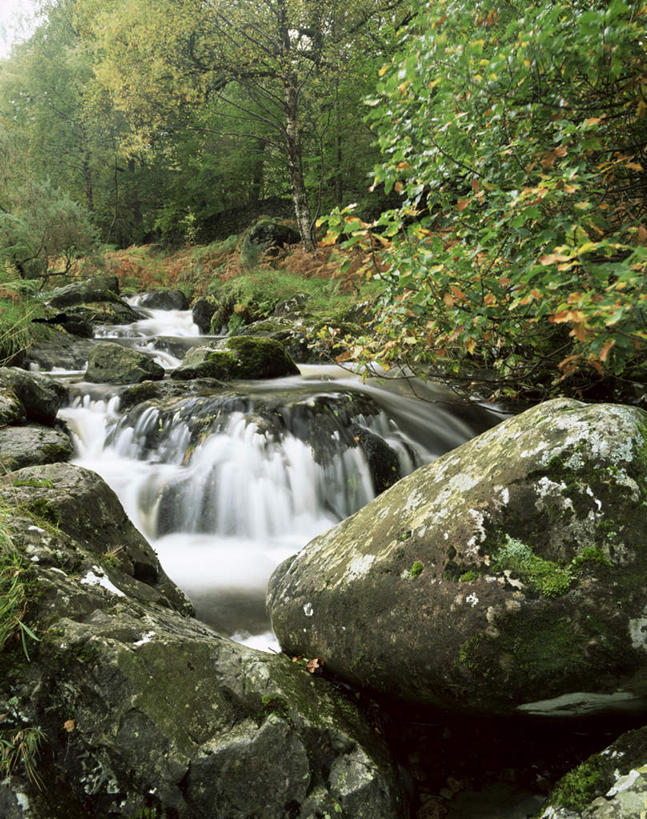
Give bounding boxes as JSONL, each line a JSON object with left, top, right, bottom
{"left": 638, "top": 224, "right": 647, "bottom": 243}
{"left": 585, "top": 117, "right": 603, "bottom": 126}
{"left": 429, "top": 77, "right": 442, "bottom": 90}
{"left": 539, "top": 253, "right": 570, "bottom": 265}
{"left": 456, "top": 198, "right": 470, "bottom": 212}
{"left": 625, "top": 161, "right": 644, "bottom": 171}
{"left": 63, "top": 719, "right": 75, "bottom": 733}
{"left": 378, "top": 65, "right": 389, "bottom": 77}
{"left": 574, "top": 201, "right": 590, "bottom": 210}
{"left": 465, "top": 338, "right": 476, "bottom": 354}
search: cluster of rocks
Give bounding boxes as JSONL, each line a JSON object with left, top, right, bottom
{"left": 1, "top": 270, "right": 646, "bottom": 817}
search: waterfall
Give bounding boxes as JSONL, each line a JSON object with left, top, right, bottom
{"left": 58, "top": 304, "right": 500, "bottom": 649}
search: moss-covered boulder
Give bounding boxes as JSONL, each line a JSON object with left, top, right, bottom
{"left": 170, "top": 346, "right": 236, "bottom": 381}
{"left": 46, "top": 275, "right": 120, "bottom": 308}
{"left": 539, "top": 726, "right": 647, "bottom": 817}
{"left": 268, "top": 398, "right": 647, "bottom": 715}
{"left": 225, "top": 335, "right": 299, "bottom": 378}
{"left": 85, "top": 342, "right": 165, "bottom": 384}
{"left": 0, "top": 367, "right": 67, "bottom": 425}
{"left": 241, "top": 219, "right": 300, "bottom": 267}
{"left": 0, "top": 463, "right": 403, "bottom": 818}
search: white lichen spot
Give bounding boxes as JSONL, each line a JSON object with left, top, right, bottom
{"left": 345, "top": 554, "right": 376, "bottom": 582}
{"left": 534, "top": 477, "right": 574, "bottom": 513}
{"left": 585, "top": 485, "right": 602, "bottom": 511}
{"left": 502, "top": 570, "right": 524, "bottom": 590}
{"left": 465, "top": 593, "right": 479, "bottom": 607}
{"left": 628, "top": 612, "right": 647, "bottom": 651}
{"left": 27, "top": 525, "right": 45, "bottom": 534}
{"left": 606, "top": 768, "right": 641, "bottom": 797}
{"left": 133, "top": 631, "right": 156, "bottom": 647}
{"left": 465, "top": 509, "right": 488, "bottom": 556}
{"left": 500, "top": 487, "right": 510, "bottom": 505}
{"left": 303, "top": 602, "right": 314, "bottom": 617}
{"left": 80, "top": 566, "right": 125, "bottom": 598}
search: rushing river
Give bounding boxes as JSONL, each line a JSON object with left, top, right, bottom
{"left": 56, "top": 298, "right": 500, "bottom": 652}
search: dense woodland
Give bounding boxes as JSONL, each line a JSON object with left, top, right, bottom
{"left": 0, "top": 0, "right": 645, "bottom": 402}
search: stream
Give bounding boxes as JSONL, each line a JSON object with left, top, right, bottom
{"left": 55, "top": 298, "right": 499, "bottom": 651}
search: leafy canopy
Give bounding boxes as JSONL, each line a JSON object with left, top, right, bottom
{"left": 325, "top": 0, "right": 647, "bottom": 399}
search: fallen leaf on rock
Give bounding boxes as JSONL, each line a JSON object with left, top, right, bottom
{"left": 306, "top": 657, "right": 325, "bottom": 674}
{"left": 63, "top": 719, "right": 75, "bottom": 732}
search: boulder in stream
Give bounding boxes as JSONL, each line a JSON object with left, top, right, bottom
{"left": 172, "top": 336, "right": 299, "bottom": 380}
{"left": 191, "top": 296, "right": 216, "bottom": 333}
{"left": 46, "top": 275, "right": 141, "bottom": 325}
{"left": 139, "top": 289, "right": 189, "bottom": 310}
{"left": 0, "top": 462, "right": 404, "bottom": 818}
{"left": 268, "top": 398, "right": 647, "bottom": 715}
{"left": 85, "top": 341, "right": 165, "bottom": 384}
{"left": 0, "top": 425, "right": 72, "bottom": 471}
{"left": 0, "top": 367, "right": 67, "bottom": 424}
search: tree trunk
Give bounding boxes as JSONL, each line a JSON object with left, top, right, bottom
{"left": 80, "top": 124, "right": 94, "bottom": 213}
{"left": 284, "top": 83, "right": 315, "bottom": 250}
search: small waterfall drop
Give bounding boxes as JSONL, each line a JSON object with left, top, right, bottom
{"left": 58, "top": 303, "right": 500, "bottom": 649}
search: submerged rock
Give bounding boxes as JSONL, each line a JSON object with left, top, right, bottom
{"left": 0, "top": 463, "right": 403, "bottom": 818}
{"left": 268, "top": 398, "right": 647, "bottom": 715}
{"left": 85, "top": 341, "right": 165, "bottom": 384}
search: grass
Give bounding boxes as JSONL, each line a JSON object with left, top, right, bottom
{"left": 0, "top": 508, "right": 40, "bottom": 660}
{"left": 0, "top": 726, "right": 45, "bottom": 788}
{"left": 0, "top": 268, "right": 53, "bottom": 365}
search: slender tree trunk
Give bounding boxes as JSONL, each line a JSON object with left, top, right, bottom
{"left": 334, "top": 80, "right": 344, "bottom": 208}
{"left": 249, "top": 138, "right": 266, "bottom": 204}
{"left": 80, "top": 124, "right": 94, "bottom": 213}
{"left": 284, "top": 83, "right": 315, "bottom": 250}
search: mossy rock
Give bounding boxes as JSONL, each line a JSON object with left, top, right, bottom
{"left": 225, "top": 336, "right": 299, "bottom": 379}
{"left": 171, "top": 347, "right": 237, "bottom": 381}
{"left": 0, "top": 367, "right": 67, "bottom": 425}
{"left": 268, "top": 398, "right": 647, "bottom": 715}
{"left": 241, "top": 219, "right": 300, "bottom": 268}
{"left": 540, "top": 726, "right": 647, "bottom": 817}
{"left": 0, "top": 425, "right": 73, "bottom": 471}
{"left": 0, "top": 463, "right": 403, "bottom": 818}
{"left": 47, "top": 275, "right": 120, "bottom": 308}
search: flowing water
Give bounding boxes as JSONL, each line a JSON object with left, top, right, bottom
{"left": 57, "top": 300, "right": 501, "bottom": 651}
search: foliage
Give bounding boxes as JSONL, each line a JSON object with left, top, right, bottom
{"left": 0, "top": 521, "right": 40, "bottom": 659}
{"left": 0, "top": 269, "right": 52, "bottom": 364}
{"left": 323, "top": 0, "right": 647, "bottom": 400}
{"left": 0, "top": 725, "right": 45, "bottom": 788}
{"left": 0, "top": 179, "right": 98, "bottom": 281}
{"left": 549, "top": 752, "right": 608, "bottom": 810}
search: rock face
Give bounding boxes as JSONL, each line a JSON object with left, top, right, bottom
{"left": 85, "top": 341, "right": 165, "bottom": 384}
{"left": 139, "top": 289, "right": 189, "bottom": 310}
{"left": 0, "top": 425, "right": 73, "bottom": 471}
{"left": 268, "top": 398, "right": 647, "bottom": 715}
{"left": 46, "top": 275, "right": 141, "bottom": 325}
{"left": 0, "top": 463, "right": 403, "bottom": 819}
{"left": 0, "top": 367, "right": 67, "bottom": 424}
{"left": 172, "top": 336, "right": 299, "bottom": 380}
{"left": 191, "top": 296, "right": 216, "bottom": 333}
{"left": 540, "top": 726, "right": 647, "bottom": 817}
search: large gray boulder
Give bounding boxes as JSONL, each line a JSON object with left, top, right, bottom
{"left": 0, "top": 367, "right": 67, "bottom": 424}
{"left": 85, "top": 341, "right": 165, "bottom": 384}
{"left": 0, "top": 425, "right": 72, "bottom": 471}
{"left": 0, "top": 463, "right": 403, "bottom": 818}
{"left": 46, "top": 275, "right": 141, "bottom": 325}
{"left": 139, "top": 289, "right": 189, "bottom": 310}
{"left": 268, "top": 398, "right": 647, "bottom": 715}
{"left": 171, "top": 336, "right": 299, "bottom": 381}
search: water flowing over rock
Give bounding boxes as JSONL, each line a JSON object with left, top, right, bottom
{"left": 268, "top": 398, "right": 647, "bottom": 715}
{"left": 0, "top": 463, "right": 403, "bottom": 819}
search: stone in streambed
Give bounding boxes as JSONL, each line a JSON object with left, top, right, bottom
{"left": 172, "top": 336, "right": 299, "bottom": 381}
{"left": 170, "top": 347, "right": 236, "bottom": 381}
{"left": 0, "top": 367, "right": 67, "bottom": 424}
{"left": 0, "top": 425, "right": 72, "bottom": 471}
{"left": 85, "top": 342, "right": 165, "bottom": 384}
{"left": 139, "top": 289, "right": 189, "bottom": 310}
{"left": 268, "top": 398, "right": 647, "bottom": 715}
{"left": 0, "top": 462, "right": 403, "bottom": 818}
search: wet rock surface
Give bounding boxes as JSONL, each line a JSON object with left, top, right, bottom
{"left": 139, "top": 288, "right": 189, "bottom": 310}
{"left": 0, "top": 463, "right": 403, "bottom": 819}
{"left": 268, "top": 398, "right": 647, "bottom": 715}
{"left": 0, "top": 367, "right": 67, "bottom": 424}
{"left": 85, "top": 341, "right": 165, "bottom": 384}
{"left": 0, "top": 424, "right": 73, "bottom": 471}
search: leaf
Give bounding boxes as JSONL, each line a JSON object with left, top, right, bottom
{"left": 638, "top": 225, "right": 647, "bottom": 243}
{"left": 306, "top": 657, "right": 325, "bottom": 674}
{"left": 63, "top": 719, "right": 75, "bottom": 733}
{"left": 538, "top": 253, "right": 571, "bottom": 265}
{"left": 584, "top": 117, "right": 603, "bottom": 126}
{"left": 456, "top": 198, "right": 470, "bottom": 212}
{"left": 599, "top": 338, "right": 615, "bottom": 363}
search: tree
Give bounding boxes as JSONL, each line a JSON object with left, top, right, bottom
{"left": 327, "top": 0, "right": 647, "bottom": 400}
{"left": 75, "top": 0, "right": 410, "bottom": 249}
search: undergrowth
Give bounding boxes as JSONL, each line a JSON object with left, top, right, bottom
{"left": 0, "top": 269, "right": 52, "bottom": 364}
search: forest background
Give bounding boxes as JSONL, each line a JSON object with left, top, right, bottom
{"left": 0, "top": 0, "right": 645, "bottom": 404}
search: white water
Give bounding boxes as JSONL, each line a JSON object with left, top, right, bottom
{"left": 58, "top": 304, "right": 498, "bottom": 648}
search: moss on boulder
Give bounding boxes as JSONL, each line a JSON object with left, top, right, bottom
{"left": 225, "top": 335, "right": 299, "bottom": 378}
{"left": 268, "top": 398, "right": 647, "bottom": 715}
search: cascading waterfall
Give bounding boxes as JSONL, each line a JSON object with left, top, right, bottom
{"left": 58, "top": 301, "right": 499, "bottom": 651}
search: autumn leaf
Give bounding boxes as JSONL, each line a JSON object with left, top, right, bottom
{"left": 456, "top": 198, "right": 470, "bottom": 212}
{"left": 538, "top": 253, "right": 571, "bottom": 265}
{"left": 638, "top": 225, "right": 647, "bottom": 243}
{"left": 63, "top": 719, "right": 75, "bottom": 732}
{"left": 599, "top": 338, "right": 615, "bottom": 363}
{"left": 306, "top": 657, "right": 325, "bottom": 674}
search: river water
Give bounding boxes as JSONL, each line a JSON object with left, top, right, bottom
{"left": 56, "top": 300, "right": 500, "bottom": 652}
